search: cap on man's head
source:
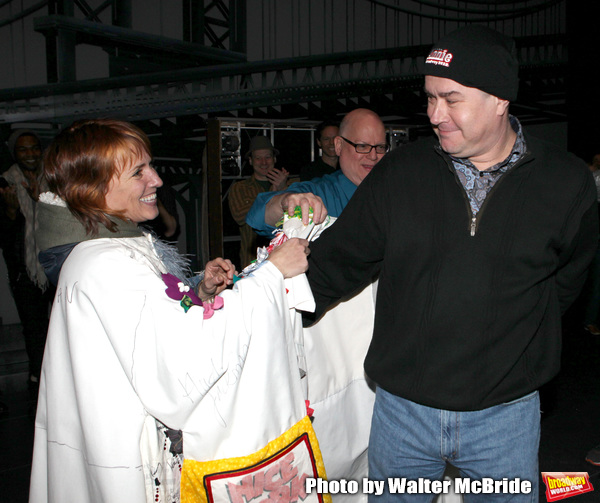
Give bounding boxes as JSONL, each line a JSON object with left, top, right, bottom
{"left": 7, "top": 129, "right": 41, "bottom": 160}
{"left": 245, "top": 136, "right": 279, "bottom": 159}
{"left": 423, "top": 24, "right": 519, "bottom": 102}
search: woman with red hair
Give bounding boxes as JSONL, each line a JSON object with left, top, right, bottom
{"left": 30, "top": 119, "right": 310, "bottom": 502}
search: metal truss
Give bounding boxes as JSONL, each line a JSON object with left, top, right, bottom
{"left": 0, "top": 34, "right": 566, "bottom": 129}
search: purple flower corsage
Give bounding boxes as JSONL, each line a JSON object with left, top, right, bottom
{"left": 162, "top": 273, "right": 224, "bottom": 319}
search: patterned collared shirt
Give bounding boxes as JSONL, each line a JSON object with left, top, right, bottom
{"left": 452, "top": 115, "right": 526, "bottom": 215}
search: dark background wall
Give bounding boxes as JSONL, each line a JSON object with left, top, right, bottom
{"left": 567, "top": 2, "right": 599, "bottom": 164}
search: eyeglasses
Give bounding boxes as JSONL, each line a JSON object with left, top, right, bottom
{"left": 340, "top": 137, "right": 389, "bottom": 155}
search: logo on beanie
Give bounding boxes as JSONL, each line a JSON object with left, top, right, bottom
{"left": 426, "top": 49, "right": 453, "bottom": 67}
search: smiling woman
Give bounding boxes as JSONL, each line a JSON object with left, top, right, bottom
{"left": 43, "top": 119, "right": 158, "bottom": 235}
{"left": 104, "top": 151, "right": 163, "bottom": 223}
{"left": 29, "top": 118, "right": 312, "bottom": 503}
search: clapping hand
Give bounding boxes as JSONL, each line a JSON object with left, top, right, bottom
{"left": 267, "top": 167, "right": 289, "bottom": 191}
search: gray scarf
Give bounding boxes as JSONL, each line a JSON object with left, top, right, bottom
{"left": 36, "top": 192, "right": 143, "bottom": 252}
{"left": 36, "top": 192, "right": 193, "bottom": 284}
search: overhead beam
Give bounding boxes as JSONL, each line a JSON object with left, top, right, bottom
{"left": 34, "top": 14, "right": 246, "bottom": 74}
{"left": 0, "top": 37, "right": 567, "bottom": 128}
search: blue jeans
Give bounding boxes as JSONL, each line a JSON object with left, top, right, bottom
{"left": 368, "top": 387, "right": 540, "bottom": 502}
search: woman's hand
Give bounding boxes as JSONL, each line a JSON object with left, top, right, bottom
{"left": 197, "top": 258, "right": 236, "bottom": 301}
{"left": 267, "top": 238, "right": 310, "bottom": 278}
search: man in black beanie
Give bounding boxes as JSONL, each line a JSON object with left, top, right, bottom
{"left": 305, "top": 25, "right": 598, "bottom": 501}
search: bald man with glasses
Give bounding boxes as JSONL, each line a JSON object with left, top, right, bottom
{"left": 246, "top": 108, "right": 388, "bottom": 236}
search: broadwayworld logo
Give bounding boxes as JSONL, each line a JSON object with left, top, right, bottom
{"left": 542, "top": 472, "right": 594, "bottom": 501}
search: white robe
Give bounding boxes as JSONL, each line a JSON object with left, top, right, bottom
{"left": 29, "top": 235, "right": 307, "bottom": 503}
{"left": 302, "top": 282, "right": 462, "bottom": 503}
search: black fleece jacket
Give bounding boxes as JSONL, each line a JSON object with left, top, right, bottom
{"left": 307, "top": 133, "right": 598, "bottom": 411}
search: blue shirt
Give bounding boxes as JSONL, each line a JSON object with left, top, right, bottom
{"left": 246, "top": 170, "right": 357, "bottom": 236}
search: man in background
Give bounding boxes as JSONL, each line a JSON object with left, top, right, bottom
{"left": 247, "top": 108, "right": 387, "bottom": 236}
{"left": 0, "top": 130, "right": 54, "bottom": 387}
{"left": 300, "top": 119, "right": 339, "bottom": 181}
{"left": 228, "top": 136, "right": 288, "bottom": 267}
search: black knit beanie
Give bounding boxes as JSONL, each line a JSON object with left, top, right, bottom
{"left": 424, "top": 25, "right": 519, "bottom": 102}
